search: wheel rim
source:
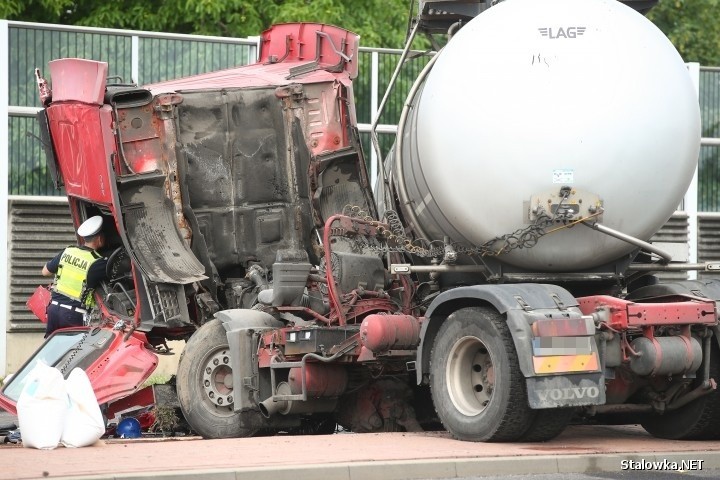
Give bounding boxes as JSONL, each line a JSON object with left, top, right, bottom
{"left": 446, "top": 335, "right": 494, "bottom": 416}
{"left": 200, "top": 346, "right": 234, "bottom": 414}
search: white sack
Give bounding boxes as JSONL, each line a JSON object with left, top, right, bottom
{"left": 17, "top": 361, "right": 68, "bottom": 450}
{"left": 61, "top": 368, "right": 105, "bottom": 448}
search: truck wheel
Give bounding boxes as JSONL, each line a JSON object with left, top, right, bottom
{"left": 517, "top": 408, "right": 574, "bottom": 442}
{"left": 429, "top": 306, "right": 534, "bottom": 441}
{"left": 641, "top": 343, "right": 720, "bottom": 440}
{"left": 176, "top": 319, "right": 259, "bottom": 439}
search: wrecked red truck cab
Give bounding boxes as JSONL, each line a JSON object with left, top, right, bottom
{"left": 1, "top": 24, "right": 374, "bottom": 427}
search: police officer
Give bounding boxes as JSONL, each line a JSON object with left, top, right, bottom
{"left": 41, "top": 215, "right": 109, "bottom": 337}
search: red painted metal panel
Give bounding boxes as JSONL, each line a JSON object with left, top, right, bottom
{"left": 46, "top": 104, "right": 115, "bottom": 204}
{"left": 115, "top": 104, "right": 164, "bottom": 174}
{"left": 259, "top": 23, "right": 359, "bottom": 79}
{"left": 0, "top": 328, "right": 157, "bottom": 415}
{"left": 48, "top": 58, "right": 107, "bottom": 105}
{"left": 0, "top": 395, "right": 14, "bottom": 414}
{"left": 105, "top": 384, "right": 157, "bottom": 420}
{"left": 86, "top": 330, "right": 158, "bottom": 405}
{"left": 296, "top": 82, "right": 354, "bottom": 156}
{"left": 145, "top": 24, "right": 357, "bottom": 95}
{"left": 145, "top": 58, "right": 343, "bottom": 95}
{"left": 577, "top": 295, "right": 716, "bottom": 330}
{"left": 625, "top": 301, "right": 716, "bottom": 326}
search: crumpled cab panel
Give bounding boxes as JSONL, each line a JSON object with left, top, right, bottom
{"left": 2, "top": 22, "right": 375, "bottom": 419}
{"left": 176, "top": 87, "right": 312, "bottom": 273}
{"left": 29, "top": 22, "right": 372, "bottom": 335}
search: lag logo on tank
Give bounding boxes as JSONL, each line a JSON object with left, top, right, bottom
{"left": 538, "top": 27, "right": 586, "bottom": 39}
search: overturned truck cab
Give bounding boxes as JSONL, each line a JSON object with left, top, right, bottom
{"left": 4, "top": 1, "right": 720, "bottom": 444}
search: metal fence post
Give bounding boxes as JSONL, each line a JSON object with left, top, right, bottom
{"left": 370, "top": 51, "right": 379, "bottom": 190}
{"left": 0, "top": 20, "right": 10, "bottom": 376}
{"left": 131, "top": 35, "right": 140, "bottom": 84}
{"left": 249, "top": 35, "right": 260, "bottom": 62}
{"left": 687, "top": 62, "right": 700, "bottom": 279}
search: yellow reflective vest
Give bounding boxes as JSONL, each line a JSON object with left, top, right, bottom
{"left": 53, "top": 246, "right": 102, "bottom": 307}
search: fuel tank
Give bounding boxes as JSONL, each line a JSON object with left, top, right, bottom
{"left": 391, "top": 0, "right": 700, "bottom": 272}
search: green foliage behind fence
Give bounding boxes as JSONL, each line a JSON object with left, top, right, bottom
{"left": 9, "top": 26, "right": 132, "bottom": 107}
{"left": 7, "top": 25, "right": 255, "bottom": 197}
{"left": 138, "top": 37, "right": 254, "bottom": 85}
{"left": 6, "top": 24, "right": 720, "bottom": 212}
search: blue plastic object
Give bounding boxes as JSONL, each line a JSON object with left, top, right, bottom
{"left": 116, "top": 417, "right": 141, "bottom": 439}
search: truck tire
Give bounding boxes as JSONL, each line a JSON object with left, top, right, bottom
{"left": 429, "top": 306, "right": 535, "bottom": 441}
{"left": 176, "top": 319, "right": 260, "bottom": 439}
{"left": 641, "top": 343, "right": 720, "bottom": 440}
{"left": 516, "top": 408, "right": 574, "bottom": 442}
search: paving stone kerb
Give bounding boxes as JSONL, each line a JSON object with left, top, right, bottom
{"left": 3, "top": 425, "right": 720, "bottom": 480}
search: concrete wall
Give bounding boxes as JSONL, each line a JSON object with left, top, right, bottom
{"left": 6, "top": 331, "right": 43, "bottom": 374}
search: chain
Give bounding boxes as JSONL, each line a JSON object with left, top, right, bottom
{"left": 339, "top": 205, "right": 555, "bottom": 259}
{"left": 58, "top": 331, "right": 89, "bottom": 375}
{"left": 56, "top": 311, "right": 112, "bottom": 375}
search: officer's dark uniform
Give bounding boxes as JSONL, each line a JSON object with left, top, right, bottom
{"left": 44, "top": 214, "right": 108, "bottom": 339}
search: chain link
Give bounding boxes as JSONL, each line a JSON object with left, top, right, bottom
{"left": 58, "top": 331, "right": 89, "bottom": 375}
{"left": 340, "top": 205, "right": 555, "bottom": 259}
{"left": 56, "top": 313, "right": 112, "bottom": 375}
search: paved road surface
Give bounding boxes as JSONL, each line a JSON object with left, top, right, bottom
{"left": 2, "top": 424, "right": 720, "bottom": 480}
{"left": 442, "top": 472, "right": 720, "bottom": 480}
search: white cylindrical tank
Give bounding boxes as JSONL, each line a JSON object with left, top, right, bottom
{"left": 392, "top": 0, "right": 700, "bottom": 272}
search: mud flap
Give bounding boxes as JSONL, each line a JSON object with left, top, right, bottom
{"left": 526, "top": 372, "right": 605, "bottom": 409}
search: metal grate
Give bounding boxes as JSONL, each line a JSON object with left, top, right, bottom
{"left": 8, "top": 198, "right": 75, "bottom": 332}
{"left": 698, "top": 213, "right": 720, "bottom": 280}
{"left": 647, "top": 213, "right": 689, "bottom": 283}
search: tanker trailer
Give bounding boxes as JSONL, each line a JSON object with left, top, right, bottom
{"left": 4, "top": 0, "right": 720, "bottom": 444}
{"left": 381, "top": 0, "right": 699, "bottom": 276}
{"left": 369, "top": 0, "right": 720, "bottom": 441}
